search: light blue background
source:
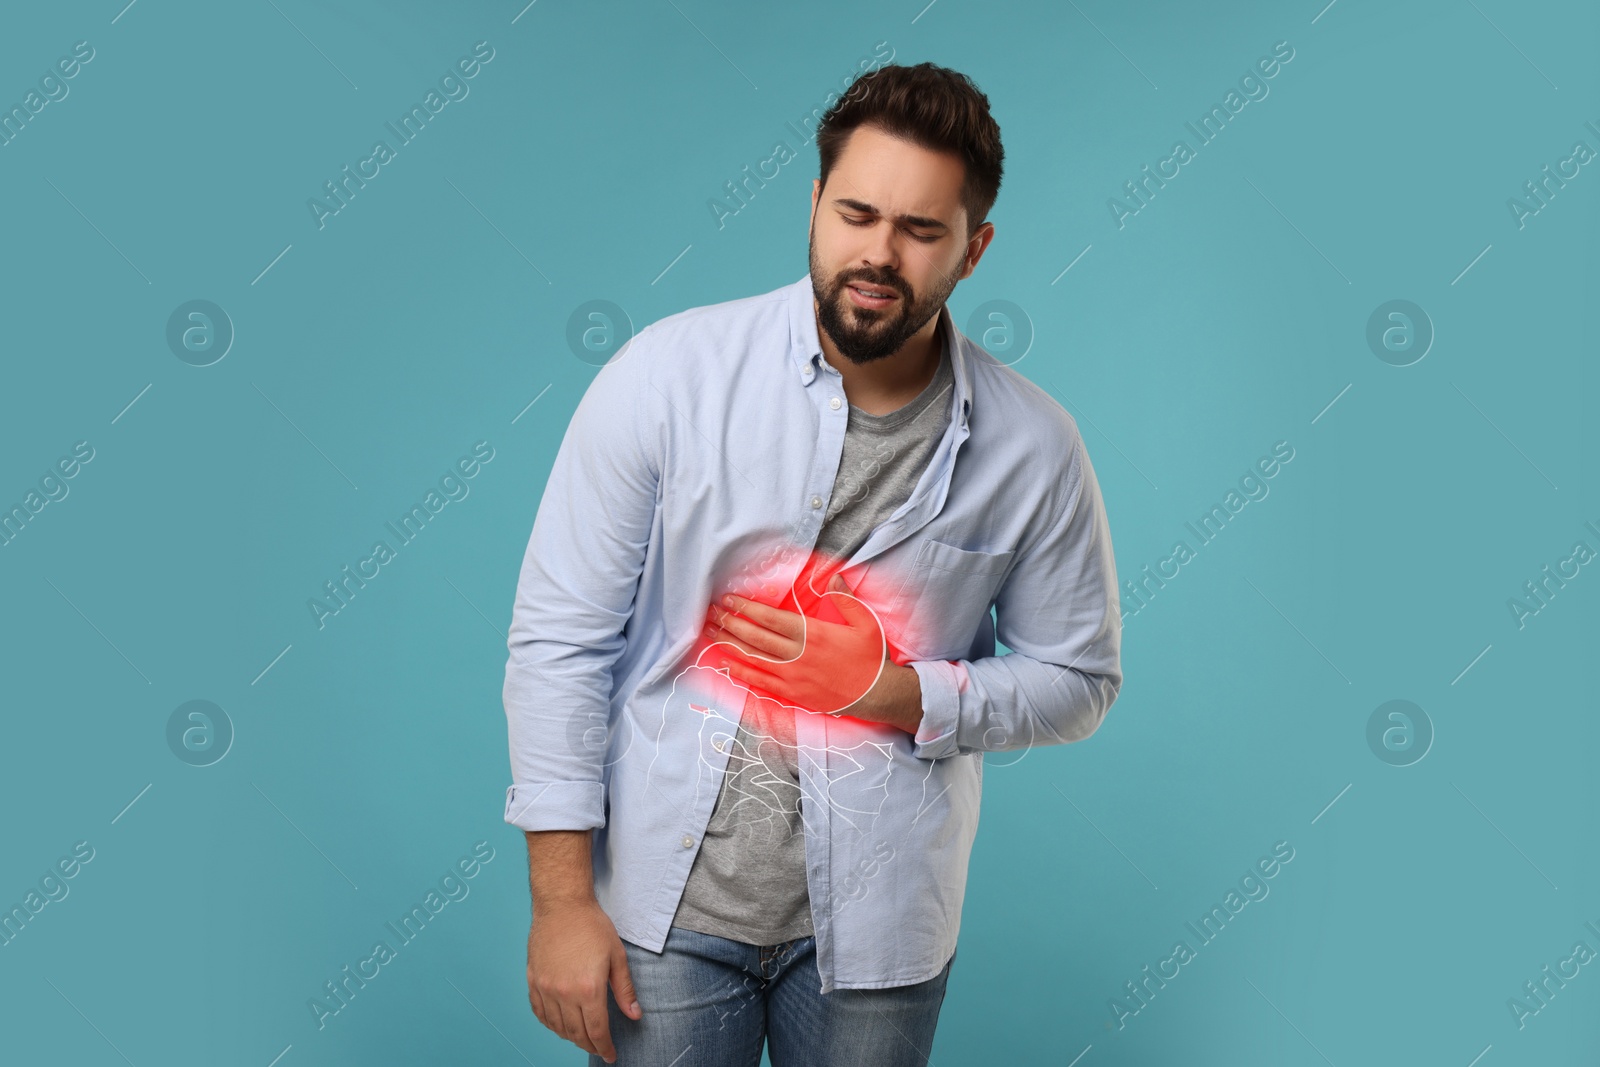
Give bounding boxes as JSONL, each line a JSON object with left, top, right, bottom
{"left": 1, "top": 1, "right": 1595, "bottom": 1064}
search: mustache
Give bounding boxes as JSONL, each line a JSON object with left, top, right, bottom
{"left": 837, "top": 271, "right": 910, "bottom": 299}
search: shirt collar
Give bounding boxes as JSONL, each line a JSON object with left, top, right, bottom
{"left": 786, "top": 273, "right": 972, "bottom": 428}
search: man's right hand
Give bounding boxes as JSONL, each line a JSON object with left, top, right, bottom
{"left": 526, "top": 899, "right": 643, "bottom": 1064}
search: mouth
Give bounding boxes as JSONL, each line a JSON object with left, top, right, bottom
{"left": 845, "top": 282, "right": 899, "bottom": 310}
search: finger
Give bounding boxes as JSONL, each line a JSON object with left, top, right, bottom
{"left": 798, "top": 564, "right": 837, "bottom": 598}
{"left": 554, "top": 999, "right": 600, "bottom": 1057}
{"left": 704, "top": 622, "right": 755, "bottom": 658}
{"left": 582, "top": 995, "right": 617, "bottom": 1063}
{"left": 611, "top": 946, "right": 643, "bottom": 1020}
{"left": 721, "top": 594, "right": 804, "bottom": 641}
{"left": 709, "top": 611, "right": 798, "bottom": 660}
{"left": 705, "top": 625, "right": 780, "bottom": 666}
{"left": 725, "top": 658, "right": 787, "bottom": 700}
{"left": 712, "top": 601, "right": 795, "bottom": 646}
{"left": 528, "top": 984, "right": 549, "bottom": 1030}
{"left": 828, "top": 577, "right": 887, "bottom": 633}
{"left": 826, "top": 594, "right": 871, "bottom": 631}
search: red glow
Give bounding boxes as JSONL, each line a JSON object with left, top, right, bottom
{"left": 694, "top": 547, "right": 916, "bottom": 724}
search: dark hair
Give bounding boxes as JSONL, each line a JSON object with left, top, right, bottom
{"left": 815, "top": 62, "right": 1004, "bottom": 238}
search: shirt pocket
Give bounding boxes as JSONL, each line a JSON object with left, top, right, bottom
{"left": 889, "top": 537, "right": 1016, "bottom": 661}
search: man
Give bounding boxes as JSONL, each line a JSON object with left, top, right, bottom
{"left": 503, "top": 62, "right": 1122, "bottom": 1066}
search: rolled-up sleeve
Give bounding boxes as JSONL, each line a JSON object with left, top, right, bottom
{"left": 909, "top": 429, "right": 1121, "bottom": 760}
{"left": 503, "top": 336, "right": 660, "bottom": 831}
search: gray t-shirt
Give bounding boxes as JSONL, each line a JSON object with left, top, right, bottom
{"left": 671, "top": 328, "right": 954, "bottom": 945}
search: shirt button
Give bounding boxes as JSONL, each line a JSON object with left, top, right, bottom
{"left": 714, "top": 738, "right": 725, "bottom": 752}
{"left": 811, "top": 496, "right": 823, "bottom": 509}
{"left": 829, "top": 396, "right": 842, "bottom": 410}
{"left": 681, "top": 835, "right": 694, "bottom": 848}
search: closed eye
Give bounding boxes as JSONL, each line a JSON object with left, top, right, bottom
{"left": 841, "top": 215, "right": 940, "bottom": 243}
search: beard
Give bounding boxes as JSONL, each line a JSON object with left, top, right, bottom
{"left": 809, "top": 229, "right": 960, "bottom": 366}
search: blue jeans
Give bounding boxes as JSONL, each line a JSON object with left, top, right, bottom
{"left": 591, "top": 925, "right": 955, "bottom": 1066}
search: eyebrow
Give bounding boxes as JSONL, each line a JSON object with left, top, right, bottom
{"left": 831, "top": 197, "right": 949, "bottom": 232}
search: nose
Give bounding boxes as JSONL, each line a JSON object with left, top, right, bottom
{"left": 857, "top": 223, "right": 901, "bottom": 279}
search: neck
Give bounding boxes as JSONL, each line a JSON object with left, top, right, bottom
{"left": 814, "top": 305, "right": 943, "bottom": 416}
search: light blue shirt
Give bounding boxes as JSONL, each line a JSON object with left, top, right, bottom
{"left": 503, "top": 273, "right": 1123, "bottom": 992}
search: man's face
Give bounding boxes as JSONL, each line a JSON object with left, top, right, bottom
{"left": 808, "top": 124, "right": 990, "bottom": 365}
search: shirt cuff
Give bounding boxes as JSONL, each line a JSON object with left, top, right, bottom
{"left": 504, "top": 781, "right": 606, "bottom": 832}
{"left": 908, "top": 659, "right": 964, "bottom": 760}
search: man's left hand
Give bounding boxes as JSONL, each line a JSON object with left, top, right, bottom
{"left": 701, "top": 573, "right": 921, "bottom": 733}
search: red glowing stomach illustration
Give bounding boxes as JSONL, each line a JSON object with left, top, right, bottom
{"left": 693, "top": 547, "right": 914, "bottom": 720}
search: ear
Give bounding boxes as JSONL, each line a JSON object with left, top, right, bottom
{"left": 958, "top": 220, "right": 996, "bottom": 281}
